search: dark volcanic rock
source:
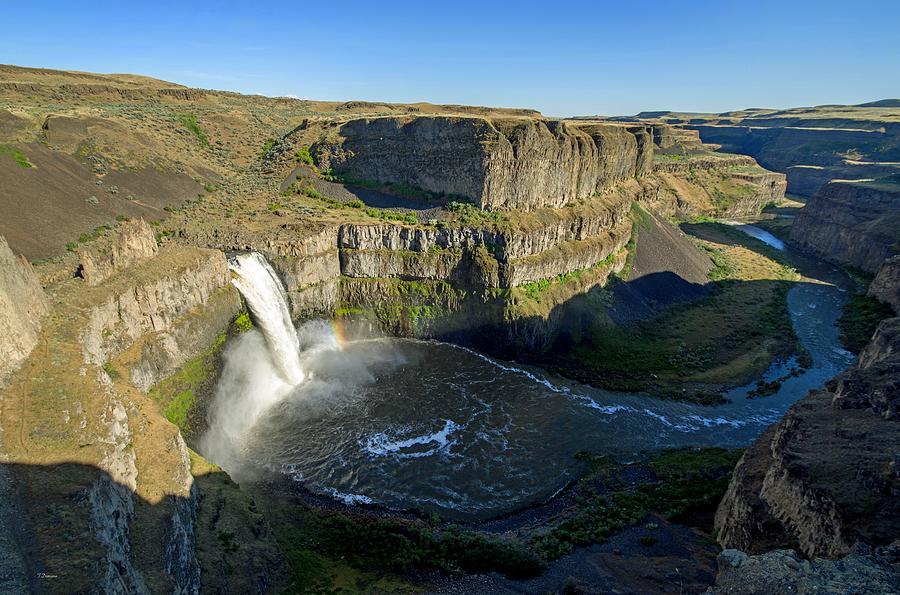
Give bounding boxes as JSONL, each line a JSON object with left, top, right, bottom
{"left": 712, "top": 544, "right": 900, "bottom": 594}
{"left": 302, "top": 116, "right": 653, "bottom": 211}
{"left": 870, "top": 255, "right": 900, "bottom": 313}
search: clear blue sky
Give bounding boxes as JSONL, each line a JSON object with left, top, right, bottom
{"left": 2, "top": 0, "right": 899, "bottom": 117}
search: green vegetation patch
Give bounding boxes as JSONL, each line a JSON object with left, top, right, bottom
{"left": 149, "top": 311, "right": 249, "bottom": 433}
{"left": 447, "top": 200, "right": 507, "bottom": 228}
{"left": 531, "top": 448, "right": 742, "bottom": 560}
{"left": 276, "top": 511, "right": 541, "bottom": 589}
{"left": 77, "top": 224, "right": 112, "bottom": 244}
{"left": 176, "top": 113, "right": 209, "bottom": 147}
{"left": 0, "top": 144, "right": 32, "bottom": 168}
{"left": 260, "top": 138, "right": 276, "bottom": 159}
{"left": 517, "top": 249, "right": 621, "bottom": 304}
{"left": 337, "top": 277, "right": 469, "bottom": 329}
{"left": 295, "top": 146, "right": 314, "bottom": 166}
{"left": 554, "top": 278, "right": 797, "bottom": 401}
{"left": 838, "top": 293, "right": 894, "bottom": 353}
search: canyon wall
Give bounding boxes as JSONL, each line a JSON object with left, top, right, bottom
{"left": 303, "top": 116, "right": 654, "bottom": 211}
{"left": 789, "top": 180, "right": 899, "bottom": 273}
{"left": 75, "top": 218, "right": 159, "bottom": 286}
{"left": 0, "top": 237, "right": 282, "bottom": 593}
{"left": 0, "top": 235, "right": 49, "bottom": 386}
{"left": 715, "top": 257, "right": 900, "bottom": 559}
{"left": 869, "top": 255, "right": 900, "bottom": 311}
{"left": 687, "top": 123, "right": 900, "bottom": 197}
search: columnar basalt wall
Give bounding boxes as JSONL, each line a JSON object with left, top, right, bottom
{"left": 81, "top": 247, "right": 233, "bottom": 367}
{"left": 790, "top": 180, "right": 900, "bottom": 273}
{"left": 306, "top": 116, "right": 653, "bottom": 211}
{"left": 76, "top": 218, "right": 159, "bottom": 286}
{"left": 869, "top": 255, "right": 900, "bottom": 312}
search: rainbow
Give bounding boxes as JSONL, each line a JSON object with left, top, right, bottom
{"left": 329, "top": 319, "right": 349, "bottom": 350}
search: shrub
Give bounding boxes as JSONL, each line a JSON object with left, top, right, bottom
{"left": 176, "top": 113, "right": 209, "bottom": 147}
{"left": 234, "top": 311, "right": 253, "bottom": 332}
{"left": 102, "top": 362, "right": 121, "bottom": 380}
{"left": 295, "top": 146, "right": 314, "bottom": 166}
{"left": 448, "top": 200, "right": 505, "bottom": 227}
{"left": 0, "top": 144, "right": 32, "bottom": 168}
{"left": 260, "top": 138, "right": 276, "bottom": 159}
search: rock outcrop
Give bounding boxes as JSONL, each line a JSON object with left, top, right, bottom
{"left": 869, "top": 255, "right": 900, "bottom": 312}
{"left": 715, "top": 315, "right": 900, "bottom": 559}
{"left": 713, "top": 544, "right": 900, "bottom": 594}
{"left": 790, "top": 180, "right": 900, "bottom": 273}
{"left": 80, "top": 247, "right": 233, "bottom": 367}
{"left": 0, "top": 243, "right": 247, "bottom": 592}
{"left": 76, "top": 218, "right": 159, "bottom": 286}
{"left": 302, "top": 116, "right": 653, "bottom": 211}
{"left": 0, "top": 235, "right": 49, "bottom": 386}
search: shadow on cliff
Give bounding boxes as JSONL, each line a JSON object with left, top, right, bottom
{"left": 0, "top": 460, "right": 287, "bottom": 594}
{"left": 453, "top": 218, "right": 841, "bottom": 400}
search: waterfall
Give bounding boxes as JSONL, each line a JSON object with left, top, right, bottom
{"left": 228, "top": 252, "right": 305, "bottom": 385}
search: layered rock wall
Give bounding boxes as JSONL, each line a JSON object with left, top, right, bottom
{"left": 868, "top": 255, "right": 900, "bottom": 312}
{"left": 306, "top": 116, "right": 653, "bottom": 211}
{"left": 76, "top": 218, "right": 159, "bottom": 286}
{"left": 790, "top": 180, "right": 899, "bottom": 273}
{"left": 81, "top": 247, "right": 233, "bottom": 367}
{"left": 0, "top": 235, "right": 49, "bottom": 386}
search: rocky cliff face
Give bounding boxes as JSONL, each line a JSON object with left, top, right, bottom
{"left": 790, "top": 180, "right": 900, "bottom": 273}
{"left": 81, "top": 247, "right": 233, "bottom": 367}
{"left": 869, "top": 255, "right": 900, "bottom": 312}
{"left": 0, "top": 235, "right": 49, "bottom": 387}
{"left": 715, "top": 314, "right": 900, "bottom": 559}
{"left": 0, "top": 240, "right": 264, "bottom": 592}
{"left": 76, "top": 218, "right": 158, "bottom": 286}
{"left": 302, "top": 116, "right": 653, "bottom": 211}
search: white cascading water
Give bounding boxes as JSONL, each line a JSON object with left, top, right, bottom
{"left": 228, "top": 252, "right": 305, "bottom": 384}
{"left": 200, "top": 252, "right": 308, "bottom": 475}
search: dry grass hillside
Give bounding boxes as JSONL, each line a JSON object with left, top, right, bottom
{"left": 0, "top": 64, "right": 541, "bottom": 260}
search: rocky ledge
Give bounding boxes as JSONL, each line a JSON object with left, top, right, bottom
{"left": 0, "top": 235, "right": 49, "bottom": 386}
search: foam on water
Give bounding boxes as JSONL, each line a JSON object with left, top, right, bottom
{"left": 363, "top": 420, "right": 461, "bottom": 459}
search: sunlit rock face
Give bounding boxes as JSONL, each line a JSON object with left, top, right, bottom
{"left": 0, "top": 234, "right": 49, "bottom": 386}
{"left": 309, "top": 116, "right": 653, "bottom": 211}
